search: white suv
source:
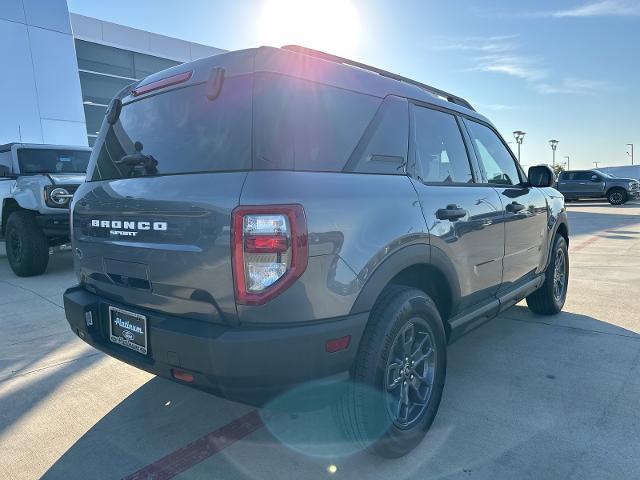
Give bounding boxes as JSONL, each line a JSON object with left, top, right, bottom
{"left": 0, "top": 143, "right": 90, "bottom": 276}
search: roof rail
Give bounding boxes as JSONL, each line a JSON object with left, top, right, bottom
{"left": 282, "top": 45, "right": 475, "bottom": 111}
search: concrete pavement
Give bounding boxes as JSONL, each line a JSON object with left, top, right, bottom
{"left": 1, "top": 200, "right": 639, "bottom": 480}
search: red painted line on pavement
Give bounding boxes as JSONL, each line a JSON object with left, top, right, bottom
{"left": 570, "top": 235, "right": 600, "bottom": 253}
{"left": 122, "top": 409, "right": 263, "bottom": 480}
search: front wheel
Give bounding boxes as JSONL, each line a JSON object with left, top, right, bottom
{"left": 607, "top": 189, "right": 628, "bottom": 205}
{"left": 526, "top": 235, "right": 568, "bottom": 315}
{"left": 333, "top": 286, "right": 447, "bottom": 458}
{"left": 5, "top": 211, "right": 50, "bottom": 277}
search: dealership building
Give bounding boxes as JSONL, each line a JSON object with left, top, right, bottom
{"left": 0, "top": 0, "right": 225, "bottom": 147}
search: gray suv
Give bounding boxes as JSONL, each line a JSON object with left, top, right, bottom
{"left": 1, "top": 143, "right": 90, "bottom": 276}
{"left": 557, "top": 169, "right": 640, "bottom": 205}
{"left": 63, "top": 46, "right": 569, "bottom": 457}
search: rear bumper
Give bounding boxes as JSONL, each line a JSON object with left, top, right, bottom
{"left": 35, "top": 213, "right": 70, "bottom": 239}
{"left": 63, "top": 286, "right": 367, "bottom": 405}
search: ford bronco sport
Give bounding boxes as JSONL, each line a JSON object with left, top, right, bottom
{"left": 63, "top": 46, "right": 569, "bottom": 457}
{"left": 0, "top": 143, "right": 91, "bottom": 276}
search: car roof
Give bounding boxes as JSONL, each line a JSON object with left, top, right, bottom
{"left": 134, "top": 46, "right": 493, "bottom": 126}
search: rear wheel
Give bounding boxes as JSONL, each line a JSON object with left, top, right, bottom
{"left": 5, "top": 211, "right": 49, "bottom": 277}
{"left": 526, "top": 235, "right": 568, "bottom": 315}
{"left": 334, "top": 285, "right": 446, "bottom": 458}
{"left": 607, "top": 188, "right": 627, "bottom": 205}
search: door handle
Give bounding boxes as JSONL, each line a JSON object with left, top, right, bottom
{"left": 436, "top": 204, "right": 467, "bottom": 221}
{"left": 506, "top": 201, "right": 526, "bottom": 213}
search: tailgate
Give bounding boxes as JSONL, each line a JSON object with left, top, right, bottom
{"left": 72, "top": 173, "right": 246, "bottom": 325}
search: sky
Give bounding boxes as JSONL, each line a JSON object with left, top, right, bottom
{"left": 67, "top": 0, "right": 640, "bottom": 170}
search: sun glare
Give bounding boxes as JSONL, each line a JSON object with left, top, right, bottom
{"left": 259, "top": 0, "right": 361, "bottom": 56}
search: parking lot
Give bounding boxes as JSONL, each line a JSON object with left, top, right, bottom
{"left": 1, "top": 200, "right": 639, "bottom": 480}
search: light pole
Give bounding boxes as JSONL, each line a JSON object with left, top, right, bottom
{"left": 549, "top": 139, "right": 559, "bottom": 167}
{"left": 564, "top": 155, "right": 570, "bottom": 171}
{"left": 513, "top": 131, "right": 526, "bottom": 163}
{"left": 593, "top": 161, "right": 600, "bottom": 168}
{"left": 627, "top": 144, "right": 634, "bottom": 165}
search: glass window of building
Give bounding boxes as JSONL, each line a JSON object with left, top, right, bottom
{"left": 75, "top": 39, "right": 180, "bottom": 146}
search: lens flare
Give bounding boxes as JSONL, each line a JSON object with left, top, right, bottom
{"left": 259, "top": 0, "right": 361, "bottom": 57}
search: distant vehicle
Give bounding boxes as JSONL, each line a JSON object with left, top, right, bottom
{"left": 556, "top": 169, "right": 640, "bottom": 205}
{"left": 0, "top": 143, "right": 91, "bottom": 276}
{"left": 64, "top": 45, "right": 568, "bottom": 458}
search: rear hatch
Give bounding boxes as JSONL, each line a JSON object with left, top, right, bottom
{"left": 72, "top": 53, "right": 254, "bottom": 325}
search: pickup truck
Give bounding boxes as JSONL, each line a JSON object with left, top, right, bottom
{"left": 556, "top": 169, "right": 640, "bottom": 205}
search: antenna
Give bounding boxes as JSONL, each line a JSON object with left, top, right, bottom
{"left": 18, "top": 124, "right": 23, "bottom": 142}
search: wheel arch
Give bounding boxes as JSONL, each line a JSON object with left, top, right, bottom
{"left": 605, "top": 186, "right": 627, "bottom": 197}
{"left": 349, "top": 243, "right": 461, "bottom": 340}
{"left": 2, "top": 198, "right": 22, "bottom": 236}
{"left": 556, "top": 221, "right": 569, "bottom": 246}
{"left": 543, "top": 215, "right": 569, "bottom": 272}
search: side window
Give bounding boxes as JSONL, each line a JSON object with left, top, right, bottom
{"left": 0, "top": 151, "right": 12, "bottom": 175}
{"left": 411, "top": 105, "right": 473, "bottom": 183}
{"left": 574, "top": 171, "right": 592, "bottom": 181}
{"left": 345, "top": 96, "right": 409, "bottom": 174}
{"left": 465, "top": 120, "right": 521, "bottom": 186}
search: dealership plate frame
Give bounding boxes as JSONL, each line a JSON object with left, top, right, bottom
{"left": 108, "top": 305, "right": 148, "bottom": 355}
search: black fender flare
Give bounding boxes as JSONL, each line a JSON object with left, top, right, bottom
{"left": 544, "top": 211, "right": 569, "bottom": 271}
{"left": 349, "top": 243, "right": 461, "bottom": 315}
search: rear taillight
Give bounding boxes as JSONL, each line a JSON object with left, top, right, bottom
{"left": 232, "top": 205, "right": 308, "bottom": 305}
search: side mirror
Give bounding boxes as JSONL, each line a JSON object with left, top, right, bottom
{"left": 528, "top": 165, "right": 555, "bottom": 188}
{"left": 590, "top": 175, "right": 600, "bottom": 182}
{"left": 0, "top": 165, "right": 11, "bottom": 177}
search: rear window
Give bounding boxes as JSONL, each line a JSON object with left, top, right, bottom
{"left": 253, "top": 73, "right": 381, "bottom": 172}
{"left": 17, "top": 148, "right": 90, "bottom": 174}
{"left": 90, "top": 75, "right": 252, "bottom": 181}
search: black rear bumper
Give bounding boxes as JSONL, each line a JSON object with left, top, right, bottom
{"left": 63, "top": 286, "right": 367, "bottom": 405}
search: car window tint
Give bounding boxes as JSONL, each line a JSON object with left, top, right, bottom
{"left": 411, "top": 106, "right": 472, "bottom": 183}
{"left": 465, "top": 120, "right": 521, "bottom": 186}
{"left": 17, "top": 148, "right": 90, "bottom": 174}
{"left": 90, "top": 76, "right": 252, "bottom": 180}
{"left": 345, "top": 96, "right": 409, "bottom": 174}
{"left": 254, "top": 73, "right": 381, "bottom": 172}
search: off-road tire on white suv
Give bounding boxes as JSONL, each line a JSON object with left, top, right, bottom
{"left": 333, "top": 285, "right": 447, "bottom": 458}
{"left": 5, "top": 211, "right": 50, "bottom": 277}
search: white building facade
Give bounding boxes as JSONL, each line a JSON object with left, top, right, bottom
{"left": 0, "top": 0, "right": 225, "bottom": 147}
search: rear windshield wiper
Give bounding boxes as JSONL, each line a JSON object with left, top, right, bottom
{"left": 114, "top": 142, "right": 158, "bottom": 176}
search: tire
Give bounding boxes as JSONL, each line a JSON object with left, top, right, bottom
{"left": 333, "top": 285, "right": 447, "bottom": 458}
{"left": 607, "top": 188, "right": 628, "bottom": 205}
{"left": 5, "top": 211, "right": 50, "bottom": 277}
{"left": 526, "top": 235, "right": 568, "bottom": 315}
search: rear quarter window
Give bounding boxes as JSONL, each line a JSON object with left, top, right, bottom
{"left": 253, "top": 73, "right": 381, "bottom": 172}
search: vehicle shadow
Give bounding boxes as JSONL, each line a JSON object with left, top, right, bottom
{"left": 41, "top": 306, "right": 640, "bottom": 480}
